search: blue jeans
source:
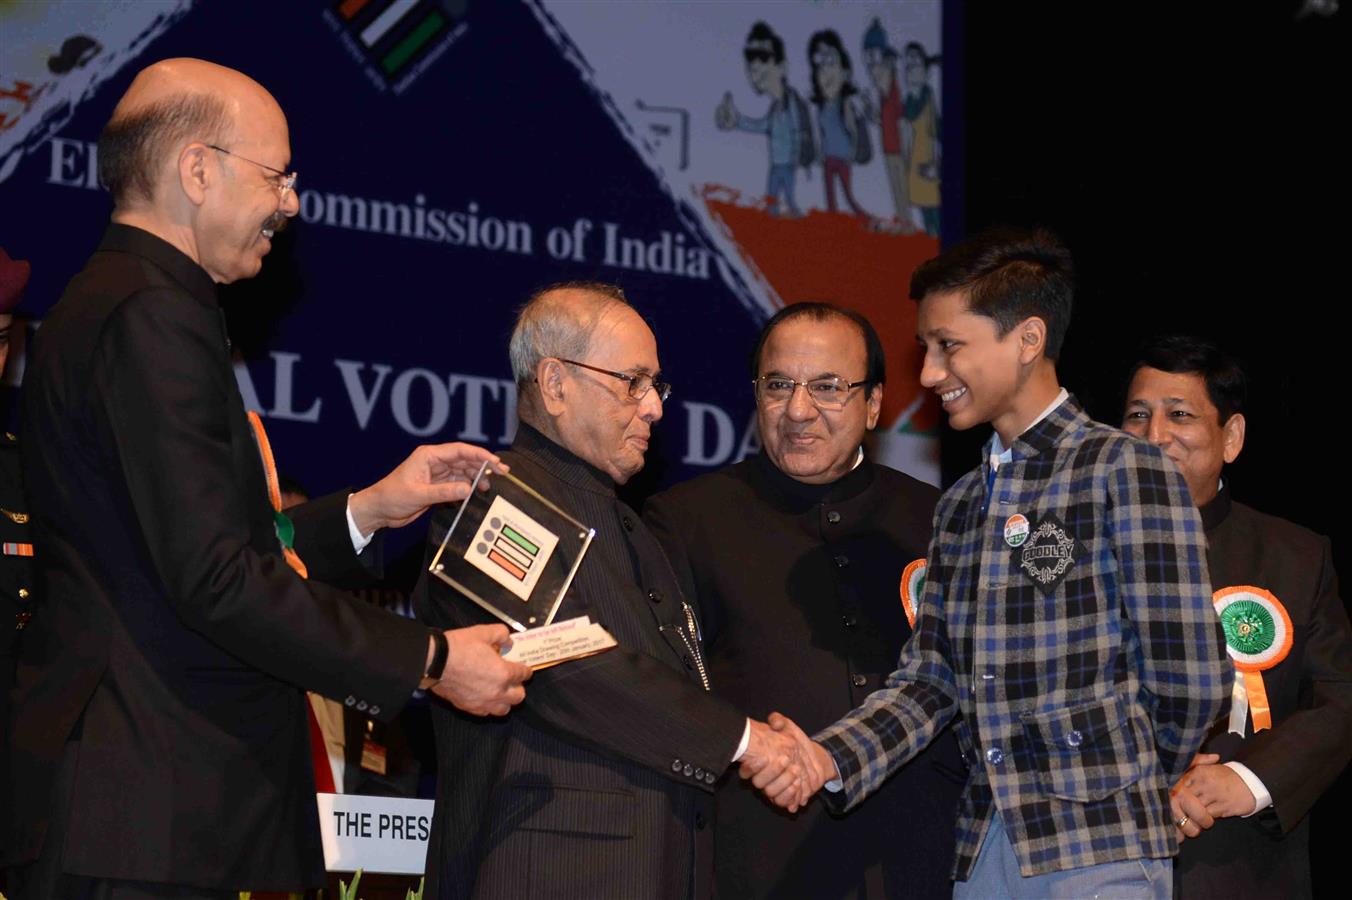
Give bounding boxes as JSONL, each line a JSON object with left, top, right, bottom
{"left": 954, "top": 813, "right": 1171, "bottom": 899}
{"left": 766, "top": 163, "right": 799, "bottom": 215}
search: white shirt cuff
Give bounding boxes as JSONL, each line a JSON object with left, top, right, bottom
{"left": 1224, "top": 761, "right": 1272, "bottom": 816}
{"left": 346, "top": 494, "right": 375, "bottom": 555}
{"left": 731, "top": 719, "right": 751, "bottom": 762}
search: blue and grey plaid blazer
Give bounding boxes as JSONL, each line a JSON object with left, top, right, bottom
{"left": 816, "top": 396, "right": 1229, "bottom": 879}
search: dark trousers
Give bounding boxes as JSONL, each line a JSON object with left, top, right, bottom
{"left": 6, "top": 740, "right": 233, "bottom": 900}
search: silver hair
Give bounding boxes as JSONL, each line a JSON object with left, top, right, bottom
{"left": 508, "top": 282, "right": 630, "bottom": 388}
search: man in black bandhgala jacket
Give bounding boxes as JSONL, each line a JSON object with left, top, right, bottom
{"left": 1123, "top": 335, "right": 1352, "bottom": 899}
{"left": 3, "top": 58, "right": 530, "bottom": 899}
{"left": 416, "top": 282, "right": 814, "bottom": 900}
{"left": 646, "top": 303, "right": 965, "bottom": 899}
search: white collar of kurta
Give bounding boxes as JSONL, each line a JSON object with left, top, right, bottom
{"left": 851, "top": 445, "right": 864, "bottom": 471}
{"left": 989, "top": 387, "right": 1069, "bottom": 472}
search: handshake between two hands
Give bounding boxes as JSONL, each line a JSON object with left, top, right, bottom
{"left": 364, "top": 445, "right": 843, "bottom": 792}
{"left": 738, "top": 712, "right": 839, "bottom": 813}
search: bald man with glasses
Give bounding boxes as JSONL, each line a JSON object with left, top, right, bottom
{"left": 3, "top": 59, "right": 530, "bottom": 899}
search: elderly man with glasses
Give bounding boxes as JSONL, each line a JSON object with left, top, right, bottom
{"left": 644, "top": 302, "right": 966, "bottom": 899}
{"left": 414, "top": 282, "right": 815, "bottom": 900}
{"left": 4, "top": 59, "right": 532, "bottom": 899}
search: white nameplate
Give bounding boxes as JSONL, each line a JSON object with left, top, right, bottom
{"left": 317, "top": 792, "right": 434, "bottom": 875}
{"left": 501, "top": 615, "right": 617, "bottom": 670}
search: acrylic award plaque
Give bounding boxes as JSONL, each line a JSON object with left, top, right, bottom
{"left": 428, "top": 461, "right": 595, "bottom": 632}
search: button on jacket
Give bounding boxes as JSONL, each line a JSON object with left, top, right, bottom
{"left": 5, "top": 225, "right": 431, "bottom": 888}
{"left": 416, "top": 423, "right": 746, "bottom": 900}
{"left": 1177, "top": 486, "right": 1352, "bottom": 899}
{"left": 816, "top": 397, "right": 1229, "bottom": 880}
{"left": 646, "top": 452, "right": 965, "bottom": 899}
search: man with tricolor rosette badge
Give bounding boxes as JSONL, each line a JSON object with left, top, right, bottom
{"left": 746, "top": 230, "right": 1231, "bottom": 898}
{"left": 646, "top": 303, "right": 964, "bottom": 898}
{"left": 1124, "top": 335, "right": 1352, "bottom": 899}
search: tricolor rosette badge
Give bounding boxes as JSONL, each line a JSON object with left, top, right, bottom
{"left": 899, "top": 558, "right": 926, "bottom": 629}
{"left": 1213, "top": 585, "right": 1293, "bottom": 733}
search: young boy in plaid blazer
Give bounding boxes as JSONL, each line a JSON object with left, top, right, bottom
{"left": 748, "top": 228, "right": 1230, "bottom": 897}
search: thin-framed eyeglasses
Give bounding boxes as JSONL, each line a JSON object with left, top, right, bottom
{"left": 753, "top": 375, "right": 868, "bottom": 411}
{"left": 207, "top": 144, "right": 298, "bottom": 237}
{"left": 556, "top": 358, "right": 671, "bottom": 402}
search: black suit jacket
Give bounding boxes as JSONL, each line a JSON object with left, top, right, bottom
{"left": 4, "top": 224, "right": 431, "bottom": 890}
{"left": 1177, "top": 487, "right": 1352, "bottom": 899}
{"left": 645, "top": 453, "right": 965, "bottom": 899}
{"left": 415, "top": 423, "right": 746, "bottom": 900}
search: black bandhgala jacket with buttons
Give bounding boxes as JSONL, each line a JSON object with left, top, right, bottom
{"left": 4, "top": 224, "right": 431, "bottom": 889}
{"left": 416, "top": 423, "right": 747, "bottom": 900}
{"left": 1176, "top": 486, "right": 1352, "bottom": 900}
{"left": 646, "top": 452, "right": 967, "bottom": 900}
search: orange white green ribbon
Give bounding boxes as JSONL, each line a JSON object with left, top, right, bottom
{"left": 899, "top": 558, "right": 926, "bottom": 629}
{"left": 245, "top": 410, "right": 308, "bottom": 580}
{"left": 246, "top": 412, "right": 341, "bottom": 793}
{"left": 1213, "top": 585, "right": 1292, "bottom": 734}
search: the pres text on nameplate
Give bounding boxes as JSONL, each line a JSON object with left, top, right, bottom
{"left": 317, "top": 793, "right": 434, "bottom": 875}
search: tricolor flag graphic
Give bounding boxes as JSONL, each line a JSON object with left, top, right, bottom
{"left": 488, "top": 523, "right": 539, "bottom": 583}
{"left": 334, "top": 0, "right": 461, "bottom": 78}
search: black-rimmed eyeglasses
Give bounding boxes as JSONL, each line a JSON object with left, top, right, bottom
{"left": 558, "top": 358, "right": 671, "bottom": 402}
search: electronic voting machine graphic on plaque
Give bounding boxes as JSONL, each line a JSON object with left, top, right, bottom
{"left": 429, "top": 461, "right": 595, "bottom": 632}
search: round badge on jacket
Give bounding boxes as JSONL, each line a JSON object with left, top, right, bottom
{"left": 1213, "top": 585, "right": 1292, "bottom": 734}
{"left": 1213, "top": 585, "right": 1293, "bottom": 670}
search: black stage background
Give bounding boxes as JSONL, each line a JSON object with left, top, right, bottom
{"left": 953, "top": 2, "right": 1345, "bottom": 549}
{"left": 953, "top": 3, "right": 1347, "bottom": 887}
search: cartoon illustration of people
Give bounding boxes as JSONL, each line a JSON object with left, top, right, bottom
{"left": 860, "top": 22, "right": 942, "bottom": 236}
{"left": 716, "top": 21, "right": 814, "bottom": 217}
{"left": 806, "top": 29, "right": 871, "bottom": 218}
{"left": 902, "top": 40, "right": 941, "bottom": 236}
{"left": 861, "top": 18, "right": 914, "bottom": 233}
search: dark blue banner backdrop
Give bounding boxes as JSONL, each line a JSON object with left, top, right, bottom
{"left": 2, "top": 0, "right": 948, "bottom": 561}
